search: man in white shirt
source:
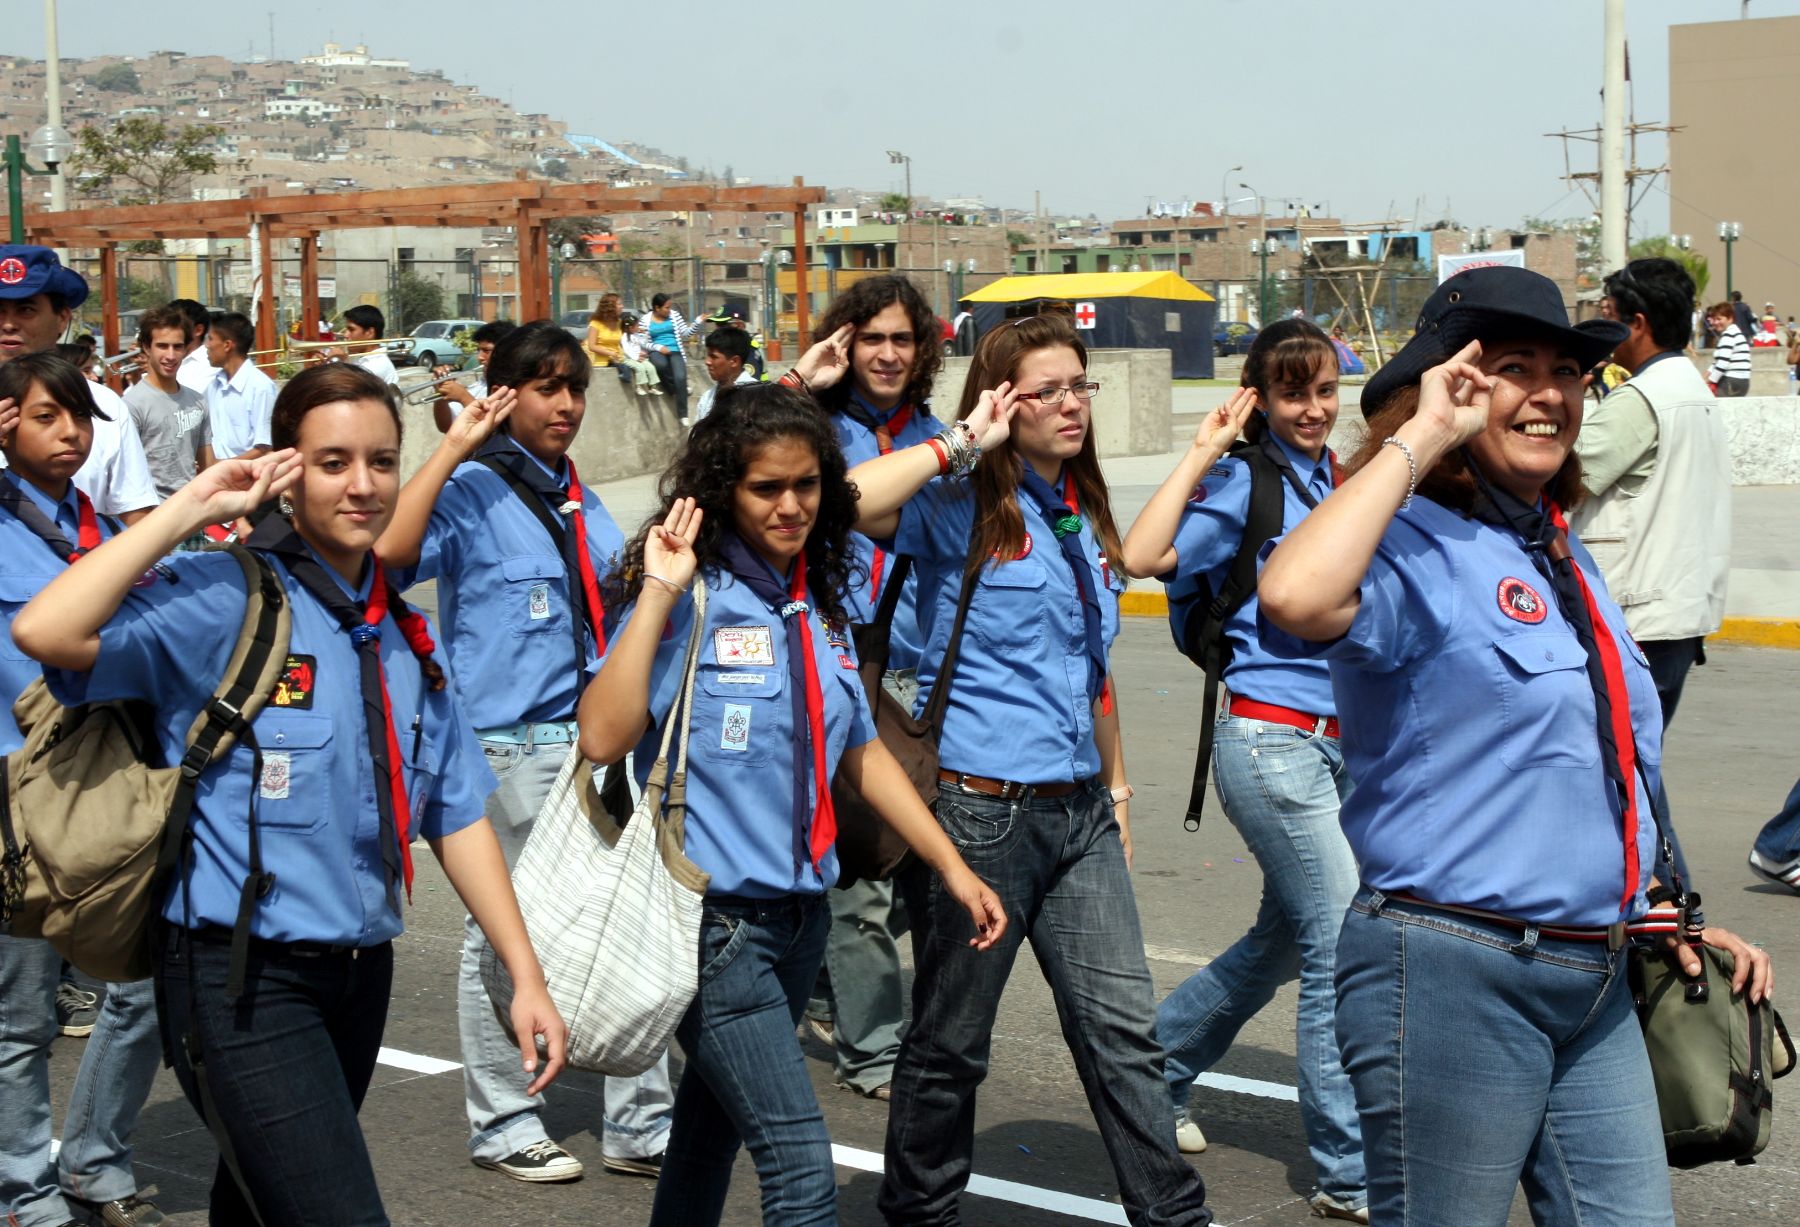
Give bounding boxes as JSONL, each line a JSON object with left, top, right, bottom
{"left": 170, "top": 298, "right": 216, "bottom": 395}
{"left": 432, "top": 319, "right": 514, "bottom": 433}
{"left": 200, "top": 311, "right": 275, "bottom": 464}
{"left": 322, "top": 304, "right": 398, "bottom": 388}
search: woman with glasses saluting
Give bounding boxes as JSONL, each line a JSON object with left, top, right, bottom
{"left": 847, "top": 313, "right": 1213, "bottom": 1226}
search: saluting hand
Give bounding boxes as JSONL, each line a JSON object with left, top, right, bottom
{"left": 446, "top": 385, "right": 516, "bottom": 457}
{"left": 177, "top": 449, "right": 302, "bottom": 531}
{"left": 0, "top": 398, "right": 16, "bottom": 448}
{"left": 642, "top": 497, "right": 704, "bottom": 595}
{"left": 1199, "top": 385, "right": 1258, "bottom": 454}
{"left": 1413, "top": 339, "right": 1493, "bottom": 453}
{"left": 963, "top": 380, "right": 1019, "bottom": 453}
{"left": 792, "top": 323, "right": 854, "bottom": 391}
{"left": 945, "top": 869, "right": 1009, "bottom": 952}
{"left": 509, "top": 980, "right": 568, "bottom": 1097}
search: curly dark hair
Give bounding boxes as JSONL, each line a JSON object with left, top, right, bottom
{"left": 812, "top": 273, "right": 942, "bottom": 413}
{"left": 603, "top": 383, "right": 862, "bottom": 626}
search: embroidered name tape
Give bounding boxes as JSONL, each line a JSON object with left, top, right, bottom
{"left": 714, "top": 625, "right": 775, "bottom": 666}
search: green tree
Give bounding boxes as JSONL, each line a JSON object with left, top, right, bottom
{"left": 119, "top": 275, "right": 167, "bottom": 310}
{"left": 1628, "top": 236, "right": 1710, "bottom": 301}
{"left": 547, "top": 214, "right": 610, "bottom": 257}
{"left": 91, "top": 63, "right": 140, "bottom": 92}
{"left": 542, "top": 157, "right": 571, "bottom": 180}
{"left": 880, "top": 191, "right": 910, "bottom": 214}
{"left": 391, "top": 270, "right": 445, "bottom": 333}
{"left": 69, "top": 117, "right": 222, "bottom": 206}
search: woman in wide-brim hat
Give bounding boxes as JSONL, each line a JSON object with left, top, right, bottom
{"left": 1256, "top": 265, "right": 1773, "bottom": 1225}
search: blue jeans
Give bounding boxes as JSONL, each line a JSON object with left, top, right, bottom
{"left": 156, "top": 930, "right": 396, "bottom": 1226}
{"left": 646, "top": 349, "right": 689, "bottom": 421}
{"left": 461, "top": 737, "right": 672, "bottom": 1163}
{"left": 1155, "top": 718, "right": 1363, "bottom": 1204}
{"left": 1335, "top": 889, "right": 1673, "bottom": 1226}
{"left": 649, "top": 893, "right": 834, "bottom": 1227}
{"left": 1754, "top": 775, "right": 1800, "bottom": 862}
{"left": 880, "top": 780, "right": 1211, "bottom": 1227}
{"left": 1, "top": 937, "right": 161, "bottom": 1226}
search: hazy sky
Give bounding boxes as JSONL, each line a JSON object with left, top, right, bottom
{"left": 6, "top": 0, "right": 1790, "bottom": 234}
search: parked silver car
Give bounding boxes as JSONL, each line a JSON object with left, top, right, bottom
{"left": 404, "top": 318, "right": 485, "bottom": 368}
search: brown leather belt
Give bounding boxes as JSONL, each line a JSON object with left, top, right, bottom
{"left": 937, "top": 770, "right": 1080, "bottom": 800}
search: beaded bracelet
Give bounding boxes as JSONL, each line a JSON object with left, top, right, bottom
{"left": 1380, "top": 436, "right": 1417, "bottom": 509}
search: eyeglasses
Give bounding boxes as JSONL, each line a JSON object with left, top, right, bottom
{"left": 1017, "top": 381, "right": 1100, "bottom": 406}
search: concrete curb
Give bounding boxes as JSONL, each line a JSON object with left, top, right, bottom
{"left": 1116, "top": 589, "right": 1800, "bottom": 650}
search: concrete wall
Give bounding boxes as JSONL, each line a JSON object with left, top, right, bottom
{"left": 1721, "top": 397, "right": 1800, "bottom": 485}
{"left": 399, "top": 369, "right": 686, "bottom": 484}
{"left": 931, "top": 348, "right": 1173, "bottom": 459}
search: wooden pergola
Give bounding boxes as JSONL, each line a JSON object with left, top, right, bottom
{"left": 2, "top": 175, "right": 826, "bottom": 362}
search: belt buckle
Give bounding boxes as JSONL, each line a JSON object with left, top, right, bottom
{"left": 1606, "top": 921, "right": 1627, "bottom": 952}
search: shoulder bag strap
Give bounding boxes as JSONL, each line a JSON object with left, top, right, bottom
{"left": 643, "top": 578, "right": 708, "bottom": 800}
{"left": 0, "top": 481, "right": 76, "bottom": 560}
{"left": 920, "top": 533, "right": 989, "bottom": 739}
{"left": 857, "top": 553, "right": 913, "bottom": 675}
{"left": 475, "top": 456, "right": 570, "bottom": 553}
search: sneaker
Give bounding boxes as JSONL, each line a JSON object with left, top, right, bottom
{"left": 1173, "top": 1114, "right": 1207, "bottom": 1154}
{"left": 1748, "top": 848, "right": 1800, "bottom": 893}
{"left": 679, "top": 416, "right": 691, "bottom": 428}
{"left": 602, "top": 1151, "right": 663, "bottom": 1178}
{"left": 473, "top": 1140, "right": 585, "bottom": 1183}
{"left": 649, "top": 385, "right": 664, "bottom": 395}
{"left": 56, "top": 983, "right": 99, "bottom": 1037}
{"left": 802, "top": 1014, "right": 835, "bottom": 1047}
{"left": 836, "top": 1079, "right": 892, "bottom": 1101}
{"left": 67, "top": 1194, "right": 167, "bottom": 1227}
{"left": 635, "top": 386, "right": 649, "bottom": 396}
{"left": 1310, "top": 1191, "right": 1370, "bottom": 1223}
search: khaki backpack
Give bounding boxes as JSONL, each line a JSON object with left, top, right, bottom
{"left": 0, "top": 545, "right": 291, "bottom": 981}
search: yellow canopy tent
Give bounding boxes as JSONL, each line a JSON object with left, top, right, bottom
{"left": 961, "top": 272, "right": 1218, "bottom": 377}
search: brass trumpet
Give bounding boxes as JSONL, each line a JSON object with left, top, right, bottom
{"left": 245, "top": 337, "right": 416, "bottom": 358}
{"left": 402, "top": 377, "right": 462, "bottom": 405}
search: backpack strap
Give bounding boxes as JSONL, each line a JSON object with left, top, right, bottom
{"left": 0, "top": 480, "right": 78, "bottom": 560}
{"left": 1183, "top": 445, "right": 1286, "bottom": 831}
{"left": 919, "top": 534, "right": 996, "bottom": 739}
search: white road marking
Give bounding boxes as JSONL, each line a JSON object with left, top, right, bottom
{"left": 376, "top": 1046, "right": 463, "bottom": 1075}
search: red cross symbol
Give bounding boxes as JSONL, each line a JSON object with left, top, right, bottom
{"left": 0, "top": 258, "right": 26, "bottom": 285}
{"left": 1073, "top": 301, "right": 1096, "bottom": 329}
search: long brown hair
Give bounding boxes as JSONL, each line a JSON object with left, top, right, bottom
{"left": 1238, "top": 319, "right": 1337, "bottom": 446}
{"left": 961, "top": 314, "right": 1122, "bottom": 574}
{"left": 591, "top": 293, "right": 621, "bottom": 327}
{"left": 1348, "top": 384, "right": 1586, "bottom": 514}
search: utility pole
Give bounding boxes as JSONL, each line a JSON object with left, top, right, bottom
{"left": 43, "top": 0, "right": 64, "bottom": 213}
{"left": 1600, "top": 0, "right": 1627, "bottom": 272}
{"left": 1719, "top": 221, "right": 1741, "bottom": 298}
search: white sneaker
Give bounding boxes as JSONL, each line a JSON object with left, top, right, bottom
{"left": 649, "top": 385, "right": 664, "bottom": 395}
{"left": 1173, "top": 1114, "right": 1207, "bottom": 1154}
{"left": 1748, "top": 848, "right": 1800, "bottom": 894}
{"left": 635, "top": 386, "right": 648, "bottom": 396}
{"left": 1310, "top": 1191, "right": 1370, "bottom": 1223}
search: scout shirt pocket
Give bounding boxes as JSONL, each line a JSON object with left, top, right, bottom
{"left": 970, "top": 556, "right": 1048, "bottom": 653}
{"left": 1489, "top": 631, "right": 1601, "bottom": 770}
{"left": 249, "top": 711, "right": 334, "bottom": 831}
{"left": 696, "top": 665, "right": 784, "bottom": 767}
{"left": 402, "top": 726, "right": 442, "bottom": 833}
{"left": 0, "top": 573, "right": 54, "bottom": 659}
{"left": 502, "top": 555, "right": 568, "bottom": 638}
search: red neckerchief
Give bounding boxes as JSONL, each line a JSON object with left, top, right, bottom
{"left": 564, "top": 458, "right": 608, "bottom": 654}
{"left": 1548, "top": 504, "right": 1641, "bottom": 915}
{"left": 866, "top": 404, "right": 914, "bottom": 602}
{"left": 70, "top": 491, "right": 102, "bottom": 560}
{"left": 790, "top": 559, "right": 837, "bottom": 867}
{"left": 362, "top": 558, "right": 439, "bottom": 901}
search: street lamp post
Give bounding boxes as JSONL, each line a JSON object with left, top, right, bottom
{"left": 1240, "top": 180, "right": 1267, "bottom": 323}
{"left": 1220, "top": 164, "right": 1242, "bottom": 218}
{"left": 1719, "top": 221, "right": 1742, "bottom": 299}
{"left": 5, "top": 125, "right": 74, "bottom": 244}
{"left": 886, "top": 150, "right": 912, "bottom": 216}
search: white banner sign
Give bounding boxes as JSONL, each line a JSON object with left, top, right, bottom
{"left": 1437, "top": 249, "right": 1525, "bottom": 283}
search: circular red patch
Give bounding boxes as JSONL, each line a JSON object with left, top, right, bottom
{"left": 1497, "top": 577, "right": 1548, "bottom": 624}
{"left": 996, "top": 532, "right": 1033, "bottom": 562}
{"left": 0, "top": 258, "right": 26, "bottom": 285}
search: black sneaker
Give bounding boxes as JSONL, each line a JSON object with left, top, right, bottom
{"left": 602, "top": 1151, "right": 664, "bottom": 1178}
{"left": 473, "top": 1140, "right": 585, "bottom": 1183}
{"left": 56, "top": 983, "right": 99, "bottom": 1038}
{"left": 66, "top": 1193, "right": 168, "bottom": 1226}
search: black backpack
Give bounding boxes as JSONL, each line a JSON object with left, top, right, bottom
{"left": 1164, "top": 441, "right": 1285, "bottom": 830}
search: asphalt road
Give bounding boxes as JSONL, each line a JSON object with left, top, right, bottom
{"left": 43, "top": 624, "right": 1800, "bottom": 1226}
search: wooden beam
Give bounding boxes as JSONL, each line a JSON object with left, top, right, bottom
{"left": 299, "top": 231, "right": 321, "bottom": 343}
{"left": 99, "top": 247, "right": 120, "bottom": 393}
{"left": 792, "top": 181, "right": 811, "bottom": 344}
{"left": 255, "top": 220, "right": 277, "bottom": 358}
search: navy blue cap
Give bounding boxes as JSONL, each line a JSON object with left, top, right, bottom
{"left": 1362, "top": 266, "right": 1627, "bottom": 418}
{"left": 0, "top": 245, "right": 90, "bottom": 309}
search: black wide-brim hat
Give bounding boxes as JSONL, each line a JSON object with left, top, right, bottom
{"left": 1362, "top": 266, "right": 1629, "bottom": 417}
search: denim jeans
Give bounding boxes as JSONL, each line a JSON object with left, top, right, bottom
{"left": 156, "top": 930, "right": 396, "bottom": 1227}
{"left": 1639, "top": 638, "right": 1702, "bottom": 888}
{"left": 1335, "top": 889, "right": 1674, "bottom": 1226}
{"left": 1754, "top": 774, "right": 1800, "bottom": 862}
{"left": 646, "top": 349, "right": 689, "bottom": 421}
{"left": 881, "top": 780, "right": 1211, "bottom": 1227}
{"left": 461, "top": 737, "right": 672, "bottom": 1163}
{"left": 1, "top": 936, "right": 161, "bottom": 1226}
{"left": 649, "top": 893, "right": 834, "bottom": 1227}
{"left": 1155, "top": 718, "right": 1363, "bottom": 1204}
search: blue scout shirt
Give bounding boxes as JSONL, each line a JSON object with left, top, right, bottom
{"left": 896, "top": 476, "right": 1123, "bottom": 785}
{"left": 1169, "top": 435, "right": 1336, "bottom": 715}
{"left": 0, "top": 472, "right": 116, "bottom": 754}
{"left": 833, "top": 400, "right": 942, "bottom": 672}
{"left": 410, "top": 444, "right": 626, "bottom": 730}
{"left": 1284, "top": 496, "right": 1662, "bottom": 928}
{"left": 606, "top": 564, "right": 876, "bottom": 899}
{"left": 47, "top": 546, "right": 495, "bottom": 947}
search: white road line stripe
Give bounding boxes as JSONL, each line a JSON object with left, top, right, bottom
{"left": 1194, "top": 1071, "right": 1299, "bottom": 1102}
{"left": 832, "top": 1145, "right": 1129, "bottom": 1224}
{"left": 376, "top": 1046, "right": 463, "bottom": 1075}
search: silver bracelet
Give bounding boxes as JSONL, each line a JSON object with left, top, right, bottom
{"left": 934, "top": 425, "right": 980, "bottom": 477}
{"left": 1380, "top": 436, "right": 1417, "bottom": 509}
{"left": 643, "top": 572, "right": 688, "bottom": 595}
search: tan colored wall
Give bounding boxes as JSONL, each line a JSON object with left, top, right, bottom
{"left": 1670, "top": 17, "right": 1800, "bottom": 312}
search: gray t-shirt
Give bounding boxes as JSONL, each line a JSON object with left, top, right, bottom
{"left": 123, "top": 379, "right": 208, "bottom": 499}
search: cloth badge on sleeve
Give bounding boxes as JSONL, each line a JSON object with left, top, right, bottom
{"left": 260, "top": 751, "right": 292, "bottom": 800}
{"left": 714, "top": 625, "right": 776, "bottom": 666}
{"left": 720, "top": 703, "right": 752, "bottom": 751}
{"left": 271, "top": 654, "right": 317, "bottom": 709}
{"left": 1497, "top": 577, "right": 1549, "bottom": 624}
{"left": 528, "top": 583, "right": 552, "bottom": 620}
